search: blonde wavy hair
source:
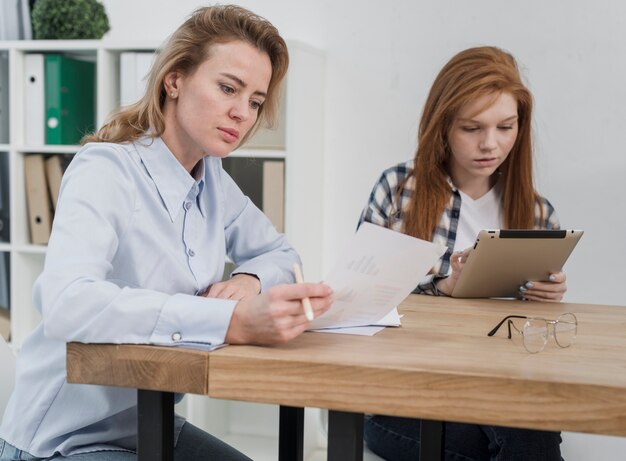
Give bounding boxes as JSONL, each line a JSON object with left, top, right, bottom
{"left": 83, "top": 5, "right": 289, "bottom": 146}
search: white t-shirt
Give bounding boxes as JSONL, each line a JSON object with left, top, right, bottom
{"left": 454, "top": 185, "right": 503, "bottom": 253}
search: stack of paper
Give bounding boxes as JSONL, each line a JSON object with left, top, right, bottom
{"left": 312, "top": 306, "right": 402, "bottom": 336}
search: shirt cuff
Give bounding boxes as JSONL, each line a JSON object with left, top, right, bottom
{"left": 415, "top": 274, "right": 449, "bottom": 296}
{"left": 149, "top": 293, "right": 237, "bottom": 348}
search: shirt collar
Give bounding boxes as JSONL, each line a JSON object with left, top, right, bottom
{"left": 446, "top": 176, "right": 457, "bottom": 192}
{"left": 135, "top": 136, "right": 198, "bottom": 222}
{"left": 447, "top": 170, "right": 503, "bottom": 195}
{"left": 194, "top": 160, "right": 207, "bottom": 218}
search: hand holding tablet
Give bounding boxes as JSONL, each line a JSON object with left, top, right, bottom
{"left": 450, "top": 229, "right": 583, "bottom": 299}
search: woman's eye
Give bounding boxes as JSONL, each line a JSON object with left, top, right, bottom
{"left": 250, "top": 100, "right": 263, "bottom": 110}
{"left": 498, "top": 125, "right": 514, "bottom": 130}
{"left": 220, "top": 84, "right": 235, "bottom": 95}
{"left": 461, "top": 127, "right": 479, "bottom": 132}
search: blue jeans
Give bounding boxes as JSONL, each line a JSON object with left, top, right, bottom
{"left": 364, "top": 415, "right": 563, "bottom": 461}
{"left": 0, "top": 422, "right": 251, "bottom": 461}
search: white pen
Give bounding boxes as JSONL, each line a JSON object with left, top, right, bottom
{"left": 293, "top": 263, "right": 314, "bottom": 321}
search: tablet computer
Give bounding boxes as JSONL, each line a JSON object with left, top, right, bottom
{"left": 451, "top": 229, "right": 583, "bottom": 298}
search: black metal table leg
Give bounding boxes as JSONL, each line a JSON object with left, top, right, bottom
{"left": 327, "top": 410, "right": 364, "bottom": 461}
{"left": 137, "top": 389, "right": 175, "bottom": 461}
{"left": 279, "top": 405, "right": 304, "bottom": 461}
{"left": 420, "top": 419, "right": 445, "bottom": 461}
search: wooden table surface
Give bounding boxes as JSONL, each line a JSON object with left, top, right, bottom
{"left": 67, "top": 294, "right": 626, "bottom": 436}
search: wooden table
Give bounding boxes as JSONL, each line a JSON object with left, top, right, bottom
{"left": 67, "top": 295, "right": 626, "bottom": 460}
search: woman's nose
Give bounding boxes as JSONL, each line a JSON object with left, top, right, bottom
{"left": 229, "top": 99, "right": 251, "bottom": 122}
{"left": 479, "top": 129, "right": 497, "bottom": 151}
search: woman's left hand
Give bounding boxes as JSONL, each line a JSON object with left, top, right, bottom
{"left": 202, "top": 274, "right": 261, "bottom": 301}
{"left": 520, "top": 271, "right": 567, "bottom": 302}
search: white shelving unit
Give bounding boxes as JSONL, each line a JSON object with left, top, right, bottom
{"left": 0, "top": 39, "right": 326, "bottom": 459}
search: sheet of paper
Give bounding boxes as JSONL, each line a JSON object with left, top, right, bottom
{"left": 311, "top": 325, "right": 387, "bottom": 336}
{"left": 169, "top": 342, "right": 227, "bottom": 352}
{"left": 371, "top": 307, "right": 402, "bottom": 326}
{"left": 310, "top": 307, "right": 402, "bottom": 336}
{"left": 309, "top": 222, "right": 446, "bottom": 329}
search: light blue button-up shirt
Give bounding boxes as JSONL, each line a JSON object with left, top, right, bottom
{"left": 0, "top": 136, "right": 299, "bottom": 456}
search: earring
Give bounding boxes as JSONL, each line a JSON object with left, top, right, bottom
{"left": 170, "top": 92, "right": 176, "bottom": 98}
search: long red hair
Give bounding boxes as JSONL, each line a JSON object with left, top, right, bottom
{"left": 399, "top": 46, "right": 542, "bottom": 239}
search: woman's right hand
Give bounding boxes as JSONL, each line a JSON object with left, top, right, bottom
{"left": 434, "top": 248, "right": 471, "bottom": 296}
{"left": 224, "top": 283, "right": 333, "bottom": 345}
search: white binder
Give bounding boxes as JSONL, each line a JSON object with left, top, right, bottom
{"left": 120, "top": 51, "right": 154, "bottom": 107}
{"left": 24, "top": 53, "right": 45, "bottom": 145}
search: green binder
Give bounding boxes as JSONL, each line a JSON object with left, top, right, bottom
{"left": 44, "top": 54, "right": 95, "bottom": 145}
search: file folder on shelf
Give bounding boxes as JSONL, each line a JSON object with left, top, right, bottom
{"left": 222, "top": 157, "right": 264, "bottom": 210}
{"left": 222, "top": 158, "right": 285, "bottom": 232}
{"left": 45, "top": 154, "right": 73, "bottom": 211}
{"left": 262, "top": 160, "right": 285, "bottom": 232}
{"left": 0, "top": 252, "right": 9, "bottom": 310}
{"left": 119, "top": 51, "right": 154, "bottom": 106}
{"left": 0, "top": 154, "right": 9, "bottom": 242}
{"left": 0, "top": 252, "right": 9, "bottom": 339}
{"left": 24, "top": 154, "right": 52, "bottom": 244}
{"left": 0, "top": 52, "right": 8, "bottom": 144}
{"left": 24, "top": 53, "right": 45, "bottom": 145}
{"left": 0, "top": 307, "right": 9, "bottom": 342}
{"left": 45, "top": 54, "right": 95, "bottom": 145}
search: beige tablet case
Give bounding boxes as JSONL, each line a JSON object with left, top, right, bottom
{"left": 451, "top": 229, "right": 583, "bottom": 298}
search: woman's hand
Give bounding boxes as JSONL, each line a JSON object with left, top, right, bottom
{"left": 225, "top": 282, "right": 333, "bottom": 345}
{"left": 202, "top": 274, "right": 261, "bottom": 301}
{"left": 520, "top": 271, "right": 567, "bottom": 302}
{"left": 435, "top": 248, "right": 471, "bottom": 296}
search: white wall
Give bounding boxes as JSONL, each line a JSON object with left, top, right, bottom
{"left": 101, "top": 1, "right": 626, "bottom": 459}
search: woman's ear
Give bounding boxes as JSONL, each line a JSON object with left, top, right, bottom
{"left": 164, "top": 71, "right": 182, "bottom": 99}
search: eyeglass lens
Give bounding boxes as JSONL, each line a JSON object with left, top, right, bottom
{"left": 522, "top": 313, "right": 578, "bottom": 353}
{"left": 522, "top": 318, "right": 549, "bottom": 353}
{"left": 554, "top": 313, "right": 577, "bottom": 348}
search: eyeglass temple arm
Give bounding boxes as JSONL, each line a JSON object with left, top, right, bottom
{"left": 487, "top": 315, "right": 528, "bottom": 337}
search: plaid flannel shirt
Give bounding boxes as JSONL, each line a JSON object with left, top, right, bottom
{"left": 358, "top": 160, "right": 560, "bottom": 295}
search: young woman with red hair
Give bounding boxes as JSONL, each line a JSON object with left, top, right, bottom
{"left": 359, "top": 46, "right": 565, "bottom": 460}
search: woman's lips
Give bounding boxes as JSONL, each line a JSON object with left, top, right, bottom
{"left": 218, "top": 127, "right": 240, "bottom": 143}
{"left": 475, "top": 157, "right": 497, "bottom": 166}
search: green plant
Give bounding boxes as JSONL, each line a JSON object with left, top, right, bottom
{"left": 31, "top": 0, "right": 110, "bottom": 40}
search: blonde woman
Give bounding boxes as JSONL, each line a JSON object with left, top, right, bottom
{"left": 0, "top": 6, "right": 331, "bottom": 460}
{"left": 360, "top": 47, "right": 564, "bottom": 460}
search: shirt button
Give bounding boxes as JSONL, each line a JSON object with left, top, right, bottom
{"left": 188, "top": 249, "right": 195, "bottom": 257}
{"left": 185, "top": 201, "right": 192, "bottom": 210}
{"left": 172, "top": 332, "right": 182, "bottom": 342}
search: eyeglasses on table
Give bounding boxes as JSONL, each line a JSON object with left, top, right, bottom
{"left": 487, "top": 313, "right": 578, "bottom": 353}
